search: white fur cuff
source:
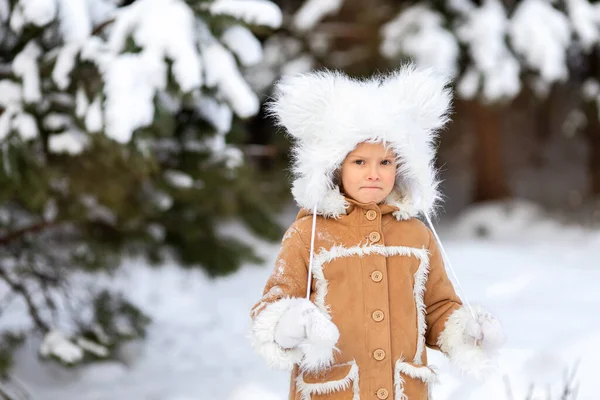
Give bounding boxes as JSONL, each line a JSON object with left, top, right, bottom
{"left": 437, "top": 305, "right": 504, "bottom": 379}
{"left": 250, "top": 298, "right": 304, "bottom": 370}
{"left": 251, "top": 297, "right": 339, "bottom": 372}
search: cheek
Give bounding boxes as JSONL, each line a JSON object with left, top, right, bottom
{"left": 340, "top": 165, "right": 357, "bottom": 187}
{"left": 341, "top": 173, "right": 356, "bottom": 190}
{"left": 383, "top": 170, "right": 396, "bottom": 188}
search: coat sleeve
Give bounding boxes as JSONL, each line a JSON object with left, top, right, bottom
{"left": 249, "top": 224, "right": 310, "bottom": 370}
{"left": 423, "top": 227, "right": 462, "bottom": 351}
{"left": 424, "top": 227, "right": 502, "bottom": 378}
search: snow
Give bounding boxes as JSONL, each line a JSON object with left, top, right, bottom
{"left": 447, "top": 0, "right": 474, "bottom": 15}
{"left": 75, "top": 86, "right": 89, "bottom": 118}
{"left": 457, "top": 67, "right": 481, "bottom": 99}
{"left": 13, "top": 112, "right": 38, "bottom": 140}
{"left": 48, "top": 131, "right": 89, "bottom": 155}
{"left": 508, "top": 0, "right": 571, "bottom": 84}
{"left": 164, "top": 170, "right": 194, "bottom": 189}
{"left": 293, "top": 0, "right": 343, "bottom": 32}
{"left": 1, "top": 201, "right": 598, "bottom": 399}
{"left": 12, "top": 41, "right": 42, "bottom": 103}
{"left": 0, "top": 80, "right": 23, "bottom": 108}
{"left": 0, "top": 0, "right": 9, "bottom": 22}
{"left": 229, "top": 383, "right": 282, "bottom": 400}
{"left": 0, "top": 109, "right": 16, "bottom": 141}
{"left": 75, "top": 338, "right": 109, "bottom": 358}
{"left": 202, "top": 42, "right": 260, "bottom": 118}
{"left": 9, "top": 5, "right": 26, "bottom": 33}
{"left": 52, "top": 43, "right": 81, "bottom": 90}
{"left": 380, "top": 5, "right": 459, "bottom": 79}
{"left": 280, "top": 55, "right": 314, "bottom": 77}
{"left": 56, "top": 0, "right": 92, "bottom": 41}
{"left": 209, "top": 0, "right": 282, "bottom": 29}
{"left": 85, "top": 0, "right": 117, "bottom": 26}
{"left": 5, "top": 0, "right": 272, "bottom": 145}
{"left": 17, "top": 0, "right": 57, "bottom": 27}
{"left": 91, "top": 0, "right": 203, "bottom": 141}
{"left": 39, "top": 330, "right": 84, "bottom": 364}
{"left": 111, "top": 0, "right": 203, "bottom": 93}
{"left": 583, "top": 79, "right": 600, "bottom": 112}
{"left": 43, "top": 199, "right": 58, "bottom": 222}
{"left": 565, "top": 0, "right": 600, "bottom": 51}
{"left": 152, "top": 191, "right": 173, "bottom": 211}
{"left": 455, "top": 0, "right": 521, "bottom": 102}
{"left": 222, "top": 147, "right": 244, "bottom": 169}
{"left": 85, "top": 95, "right": 103, "bottom": 133}
{"left": 221, "top": 25, "right": 263, "bottom": 67}
{"left": 196, "top": 95, "right": 233, "bottom": 134}
{"left": 102, "top": 52, "right": 166, "bottom": 143}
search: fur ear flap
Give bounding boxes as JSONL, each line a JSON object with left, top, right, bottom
{"left": 380, "top": 65, "right": 453, "bottom": 138}
{"left": 267, "top": 70, "right": 348, "bottom": 143}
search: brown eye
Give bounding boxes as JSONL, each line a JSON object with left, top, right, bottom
{"left": 381, "top": 160, "right": 392, "bottom": 166}
{"left": 354, "top": 160, "right": 365, "bottom": 165}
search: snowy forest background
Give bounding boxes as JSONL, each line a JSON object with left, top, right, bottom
{"left": 0, "top": 0, "right": 599, "bottom": 399}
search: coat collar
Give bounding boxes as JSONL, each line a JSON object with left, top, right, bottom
{"left": 296, "top": 194, "right": 416, "bottom": 221}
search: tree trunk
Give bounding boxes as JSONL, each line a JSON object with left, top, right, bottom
{"left": 584, "top": 101, "right": 600, "bottom": 196}
{"left": 470, "top": 101, "right": 511, "bottom": 203}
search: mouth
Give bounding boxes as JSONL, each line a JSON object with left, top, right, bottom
{"left": 361, "top": 186, "right": 382, "bottom": 190}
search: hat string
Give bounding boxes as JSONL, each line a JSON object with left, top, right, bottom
{"left": 306, "top": 203, "right": 318, "bottom": 299}
{"left": 424, "top": 213, "right": 477, "bottom": 321}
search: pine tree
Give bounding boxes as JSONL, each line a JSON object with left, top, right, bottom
{"left": 0, "top": 0, "right": 284, "bottom": 377}
{"left": 379, "top": 0, "right": 600, "bottom": 203}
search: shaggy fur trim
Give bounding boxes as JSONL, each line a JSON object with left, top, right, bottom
{"left": 437, "top": 305, "right": 503, "bottom": 378}
{"left": 296, "top": 360, "right": 360, "bottom": 400}
{"left": 268, "top": 65, "right": 451, "bottom": 219}
{"left": 298, "top": 339, "right": 338, "bottom": 374}
{"left": 250, "top": 297, "right": 304, "bottom": 370}
{"left": 412, "top": 250, "right": 430, "bottom": 363}
{"left": 311, "top": 245, "right": 428, "bottom": 317}
{"left": 311, "top": 244, "right": 430, "bottom": 366}
{"left": 394, "top": 359, "right": 438, "bottom": 400}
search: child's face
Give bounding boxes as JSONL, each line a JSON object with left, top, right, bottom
{"left": 340, "top": 142, "right": 397, "bottom": 204}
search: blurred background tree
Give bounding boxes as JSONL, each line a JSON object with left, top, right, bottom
{"left": 259, "top": 0, "right": 600, "bottom": 216}
{"left": 0, "top": 0, "right": 286, "bottom": 379}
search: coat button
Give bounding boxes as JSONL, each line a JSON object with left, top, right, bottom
{"left": 366, "top": 210, "right": 377, "bottom": 220}
{"left": 372, "top": 310, "right": 384, "bottom": 322}
{"left": 368, "top": 231, "right": 380, "bottom": 242}
{"left": 371, "top": 271, "right": 383, "bottom": 282}
{"left": 376, "top": 388, "right": 389, "bottom": 399}
{"left": 373, "top": 349, "right": 386, "bottom": 361}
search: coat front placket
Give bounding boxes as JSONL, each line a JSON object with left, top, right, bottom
{"left": 357, "top": 205, "right": 394, "bottom": 399}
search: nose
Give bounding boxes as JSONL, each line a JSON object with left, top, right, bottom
{"left": 367, "top": 165, "right": 380, "bottom": 181}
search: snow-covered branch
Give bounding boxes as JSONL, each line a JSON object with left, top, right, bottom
{"left": 380, "top": 0, "right": 600, "bottom": 105}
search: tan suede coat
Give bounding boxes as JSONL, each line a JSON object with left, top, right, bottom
{"left": 251, "top": 197, "right": 462, "bottom": 400}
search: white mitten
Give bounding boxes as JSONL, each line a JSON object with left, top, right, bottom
{"left": 274, "top": 298, "right": 314, "bottom": 349}
{"left": 274, "top": 298, "right": 339, "bottom": 372}
{"left": 465, "top": 311, "right": 506, "bottom": 351}
{"left": 299, "top": 304, "right": 340, "bottom": 371}
{"left": 439, "top": 305, "right": 506, "bottom": 378}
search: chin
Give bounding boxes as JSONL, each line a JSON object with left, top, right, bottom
{"left": 357, "top": 195, "right": 385, "bottom": 204}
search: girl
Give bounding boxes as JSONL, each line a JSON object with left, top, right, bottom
{"left": 250, "top": 66, "right": 504, "bottom": 400}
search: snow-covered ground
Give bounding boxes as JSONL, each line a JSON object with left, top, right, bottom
{"left": 8, "top": 200, "right": 600, "bottom": 399}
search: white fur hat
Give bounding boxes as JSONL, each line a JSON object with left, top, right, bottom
{"left": 268, "top": 65, "right": 452, "bottom": 220}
